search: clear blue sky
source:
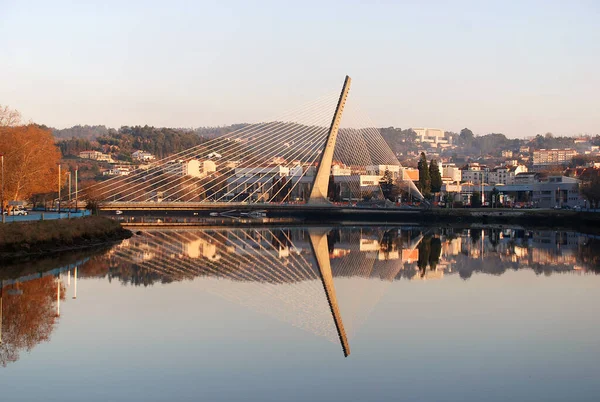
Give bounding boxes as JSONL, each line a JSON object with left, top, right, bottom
{"left": 1, "top": 0, "right": 598, "bottom": 137}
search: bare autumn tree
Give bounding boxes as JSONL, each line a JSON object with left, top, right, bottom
{"left": 0, "top": 125, "right": 63, "bottom": 206}
{"left": 0, "top": 105, "right": 22, "bottom": 127}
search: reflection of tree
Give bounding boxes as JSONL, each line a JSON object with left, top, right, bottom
{"left": 470, "top": 229, "right": 481, "bottom": 244}
{"left": 416, "top": 236, "right": 442, "bottom": 273}
{"left": 1, "top": 277, "right": 64, "bottom": 367}
{"left": 429, "top": 237, "right": 441, "bottom": 270}
{"left": 578, "top": 238, "right": 600, "bottom": 273}
{"left": 417, "top": 237, "right": 430, "bottom": 276}
{"left": 380, "top": 229, "right": 399, "bottom": 260}
{"left": 327, "top": 229, "right": 341, "bottom": 254}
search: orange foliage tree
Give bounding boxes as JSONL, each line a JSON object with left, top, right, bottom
{"left": 0, "top": 124, "right": 62, "bottom": 206}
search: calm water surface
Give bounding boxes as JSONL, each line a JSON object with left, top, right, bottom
{"left": 1, "top": 226, "right": 600, "bottom": 402}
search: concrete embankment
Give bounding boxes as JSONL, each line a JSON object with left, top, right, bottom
{"left": 0, "top": 216, "right": 131, "bottom": 262}
{"left": 421, "top": 209, "right": 600, "bottom": 233}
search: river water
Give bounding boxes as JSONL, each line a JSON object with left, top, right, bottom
{"left": 1, "top": 226, "right": 599, "bottom": 402}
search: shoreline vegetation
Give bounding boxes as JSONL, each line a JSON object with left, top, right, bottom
{"left": 0, "top": 217, "right": 132, "bottom": 262}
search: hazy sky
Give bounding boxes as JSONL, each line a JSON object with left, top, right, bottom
{"left": 1, "top": 0, "right": 598, "bottom": 137}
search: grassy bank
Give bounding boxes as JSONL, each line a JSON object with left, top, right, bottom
{"left": 0, "top": 216, "right": 131, "bottom": 260}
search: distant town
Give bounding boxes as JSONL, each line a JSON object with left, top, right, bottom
{"left": 53, "top": 124, "right": 600, "bottom": 209}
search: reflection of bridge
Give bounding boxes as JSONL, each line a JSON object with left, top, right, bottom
{"left": 85, "top": 76, "right": 423, "bottom": 214}
{"left": 2, "top": 227, "right": 596, "bottom": 365}
{"left": 106, "top": 227, "right": 424, "bottom": 357}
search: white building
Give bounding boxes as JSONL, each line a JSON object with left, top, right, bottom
{"left": 234, "top": 165, "right": 289, "bottom": 178}
{"left": 460, "top": 163, "right": 489, "bottom": 185}
{"left": 103, "top": 167, "right": 132, "bottom": 176}
{"left": 331, "top": 164, "right": 352, "bottom": 176}
{"left": 164, "top": 159, "right": 215, "bottom": 178}
{"left": 441, "top": 163, "right": 462, "bottom": 184}
{"left": 533, "top": 149, "right": 577, "bottom": 166}
{"left": 132, "top": 150, "right": 155, "bottom": 161}
{"left": 365, "top": 164, "right": 401, "bottom": 179}
{"left": 79, "top": 150, "right": 112, "bottom": 162}
{"left": 488, "top": 165, "right": 528, "bottom": 185}
{"left": 290, "top": 165, "right": 316, "bottom": 177}
{"left": 413, "top": 128, "right": 452, "bottom": 148}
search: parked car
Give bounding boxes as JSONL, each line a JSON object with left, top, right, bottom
{"left": 3, "top": 206, "right": 28, "bottom": 216}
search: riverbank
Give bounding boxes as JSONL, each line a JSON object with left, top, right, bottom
{"left": 0, "top": 216, "right": 132, "bottom": 261}
{"left": 422, "top": 209, "right": 600, "bottom": 234}
{"left": 111, "top": 207, "right": 600, "bottom": 234}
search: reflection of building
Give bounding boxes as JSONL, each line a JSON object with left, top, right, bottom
{"left": 184, "top": 238, "right": 220, "bottom": 260}
{"left": 3, "top": 225, "right": 598, "bottom": 367}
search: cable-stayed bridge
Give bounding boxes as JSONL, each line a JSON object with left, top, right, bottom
{"left": 83, "top": 76, "right": 424, "bottom": 214}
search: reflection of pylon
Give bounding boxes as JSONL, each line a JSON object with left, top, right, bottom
{"left": 308, "top": 228, "right": 350, "bottom": 357}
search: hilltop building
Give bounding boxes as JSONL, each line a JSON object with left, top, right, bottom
{"left": 132, "top": 150, "right": 155, "bottom": 161}
{"left": 79, "top": 150, "right": 113, "bottom": 162}
{"left": 413, "top": 128, "right": 452, "bottom": 149}
{"left": 533, "top": 149, "right": 577, "bottom": 167}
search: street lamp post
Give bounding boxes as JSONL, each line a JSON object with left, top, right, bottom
{"left": 75, "top": 167, "right": 78, "bottom": 213}
{"left": 1, "top": 154, "right": 4, "bottom": 218}
{"left": 58, "top": 164, "right": 61, "bottom": 213}
{"left": 68, "top": 171, "right": 72, "bottom": 207}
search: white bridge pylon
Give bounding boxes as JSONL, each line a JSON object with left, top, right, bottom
{"left": 85, "top": 76, "right": 423, "bottom": 207}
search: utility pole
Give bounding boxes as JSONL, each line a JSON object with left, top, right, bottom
{"left": 75, "top": 167, "right": 78, "bottom": 212}
{"left": 58, "top": 164, "right": 61, "bottom": 213}
{"left": 68, "top": 171, "right": 72, "bottom": 207}
{"left": 1, "top": 154, "right": 4, "bottom": 219}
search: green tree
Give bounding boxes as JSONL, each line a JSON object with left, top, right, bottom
{"left": 379, "top": 168, "right": 395, "bottom": 201}
{"left": 429, "top": 159, "right": 442, "bottom": 193}
{"left": 459, "top": 128, "right": 474, "bottom": 146}
{"left": 471, "top": 191, "right": 482, "bottom": 208}
{"left": 327, "top": 174, "right": 336, "bottom": 201}
{"left": 417, "top": 152, "right": 431, "bottom": 196}
{"left": 580, "top": 172, "right": 600, "bottom": 208}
